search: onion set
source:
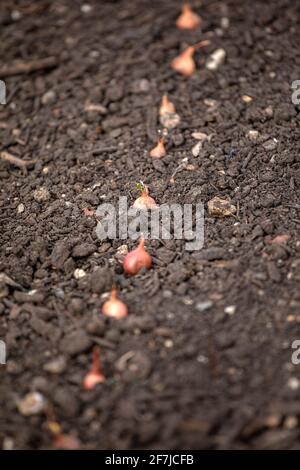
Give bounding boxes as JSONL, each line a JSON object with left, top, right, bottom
{"left": 102, "top": 287, "right": 128, "bottom": 319}
{"left": 123, "top": 235, "right": 152, "bottom": 276}
{"left": 176, "top": 3, "right": 201, "bottom": 30}
{"left": 133, "top": 182, "right": 158, "bottom": 210}
{"left": 171, "top": 40, "right": 210, "bottom": 77}
{"left": 83, "top": 346, "right": 106, "bottom": 390}
{"left": 150, "top": 137, "right": 166, "bottom": 158}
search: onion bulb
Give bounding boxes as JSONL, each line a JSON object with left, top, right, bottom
{"left": 53, "top": 434, "right": 81, "bottom": 450}
{"left": 159, "top": 94, "right": 176, "bottom": 116}
{"left": 123, "top": 236, "right": 152, "bottom": 276}
{"left": 176, "top": 3, "right": 201, "bottom": 30}
{"left": 133, "top": 184, "right": 157, "bottom": 210}
{"left": 150, "top": 137, "right": 166, "bottom": 159}
{"left": 171, "top": 40, "right": 210, "bottom": 77}
{"left": 83, "top": 346, "right": 106, "bottom": 390}
{"left": 102, "top": 287, "right": 128, "bottom": 319}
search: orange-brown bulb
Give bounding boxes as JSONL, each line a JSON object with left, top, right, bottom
{"left": 171, "top": 40, "right": 210, "bottom": 77}
{"left": 159, "top": 94, "right": 176, "bottom": 116}
{"left": 149, "top": 137, "right": 166, "bottom": 159}
{"left": 83, "top": 347, "right": 106, "bottom": 390}
{"left": 102, "top": 288, "right": 128, "bottom": 319}
{"left": 176, "top": 3, "right": 201, "bottom": 30}
{"left": 171, "top": 46, "right": 196, "bottom": 77}
{"left": 53, "top": 434, "right": 81, "bottom": 450}
{"left": 123, "top": 236, "right": 152, "bottom": 276}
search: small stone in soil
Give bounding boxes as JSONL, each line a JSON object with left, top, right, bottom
{"left": 192, "top": 142, "right": 202, "bottom": 157}
{"left": 41, "top": 90, "right": 57, "bottom": 105}
{"left": 17, "top": 203, "right": 25, "bottom": 213}
{"left": 224, "top": 305, "right": 236, "bottom": 315}
{"left": 284, "top": 416, "right": 298, "bottom": 429}
{"left": 263, "top": 138, "right": 277, "bottom": 151}
{"left": 17, "top": 392, "right": 46, "bottom": 416}
{"left": 207, "top": 196, "right": 236, "bottom": 217}
{"left": 115, "top": 245, "right": 128, "bottom": 264}
{"left": 196, "top": 301, "right": 213, "bottom": 312}
{"left": 242, "top": 95, "right": 253, "bottom": 103}
{"left": 287, "top": 377, "right": 300, "bottom": 391}
{"left": 43, "top": 356, "right": 67, "bottom": 374}
{"left": 247, "top": 130, "right": 259, "bottom": 141}
{"left": 191, "top": 131, "right": 208, "bottom": 141}
{"left": 73, "top": 268, "right": 86, "bottom": 279}
{"left": 33, "top": 187, "right": 50, "bottom": 203}
{"left": 206, "top": 48, "right": 226, "bottom": 71}
{"left": 81, "top": 4, "right": 92, "bottom": 13}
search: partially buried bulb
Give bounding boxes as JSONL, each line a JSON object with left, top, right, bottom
{"left": 149, "top": 137, "right": 166, "bottom": 159}
{"left": 176, "top": 3, "right": 202, "bottom": 30}
{"left": 171, "top": 40, "right": 210, "bottom": 77}
{"left": 123, "top": 235, "right": 152, "bottom": 276}
{"left": 83, "top": 346, "right": 106, "bottom": 390}
{"left": 133, "top": 182, "right": 157, "bottom": 210}
{"left": 102, "top": 287, "right": 128, "bottom": 319}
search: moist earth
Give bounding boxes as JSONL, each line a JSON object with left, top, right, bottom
{"left": 0, "top": 0, "right": 300, "bottom": 450}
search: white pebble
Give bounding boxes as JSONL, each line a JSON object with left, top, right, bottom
{"left": 288, "top": 377, "right": 300, "bottom": 390}
{"left": 197, "top": 354, "right": 208, "bottom": 364}
{"left": 196, "top": 301, "right": 213, "bottom": 312}
{"left": 192, "top": 142, "right": 202, "bottom": 157}
{"left": 284, "top": 416, "right": 298, "bottom": 429}
{"left": 41, "top": 90, "right": 57, "bottom": 105}
{"left": 2, "top": 437, "right": 14, "bottom": 450}
{"left": 224, "top": 305, "right": 236, "bottom": 315}
{"left": 191, "top": 131, "right": 208, "bottom": 141}
{"left": 73, "top": 268, "right": 86, "bottom": 279}
{"left": 11, "top": 10, "right": 22, "bottom": 21}
{"left": 247, "top": 130, "right": 259, "bottom": 141}
{"left": 17, "top": 392, "right": 45, "bottom": 416}
{"left": 17, "top": 203, "right": 25, "bottom": 214}
{"left": 33, "top": 187, "right": 50, "bottom": 203}
{"left": 81, "top": 4, "right": 92, "bottom": 13}
{"left": 221, "top": 17, "right": 229, "bottom": 29}
{"left": 206, "top": 49, "right": 226, "bottom": 71}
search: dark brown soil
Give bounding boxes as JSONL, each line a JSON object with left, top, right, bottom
{"left": 1, "top": 0, "right": 300, "bottom": 450}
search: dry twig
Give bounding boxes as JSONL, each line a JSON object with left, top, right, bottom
{"left": 0, "top": 57, "right": 57, "bottom": 78}
{"left": 0, "top": 151, "right": 36, "bottom": 173}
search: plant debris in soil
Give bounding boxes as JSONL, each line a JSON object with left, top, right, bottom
{"left": 0, "top": 0, "right": 300, "bottom": 451}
